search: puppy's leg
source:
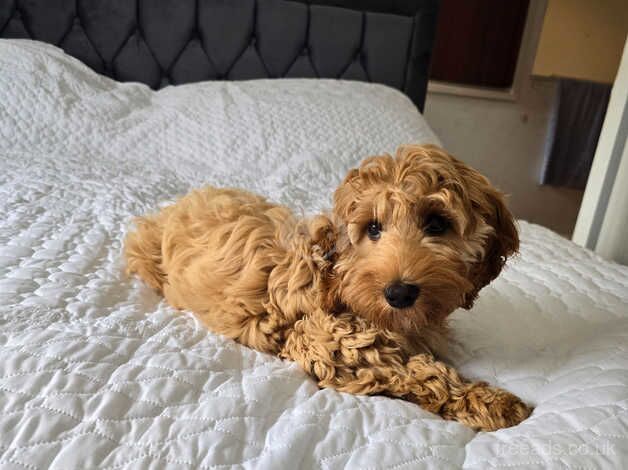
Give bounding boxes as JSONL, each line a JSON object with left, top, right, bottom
{"left": 125, "top": 211, "right": 170, "bottom": 291}
{"left": 281, "top": 309, "right": 531, "bottom": 431}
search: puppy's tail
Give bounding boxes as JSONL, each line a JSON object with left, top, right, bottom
{"left": 124, "top": 214, "right": 167, "bottom": 292}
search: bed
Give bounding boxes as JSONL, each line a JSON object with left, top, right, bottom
{"left": 1, "top": 2, "right": 628, "bottom": 469}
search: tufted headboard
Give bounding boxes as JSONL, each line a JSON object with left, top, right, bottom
{"left": 0, "top": 0, "right": 439, "bottom": 111}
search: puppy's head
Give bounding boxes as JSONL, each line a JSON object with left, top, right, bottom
{"left": 330, "top": 144, "right": 518, "bottom": 334}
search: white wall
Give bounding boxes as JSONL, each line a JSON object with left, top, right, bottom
{"left": 424, "top": 83, "right": 583, "bottom": 236}
{"left": 596, "top": 141, "right": 628, "bottom": 264}
{"left": 573, "top": 36, "right": 628, "bottom": 264}
{"left": 423, "top": 0, "right": 583, "bottom": 236}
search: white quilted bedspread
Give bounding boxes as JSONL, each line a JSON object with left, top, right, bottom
{"left": 1, "top": 40, "right": 627, "bottom": 470}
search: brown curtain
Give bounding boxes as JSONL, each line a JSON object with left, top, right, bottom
{"left": 541, "top": 79, "right": 611, "bottom": 189}
{"left": 429, "top": 0, "right": 529, "bottom": 88}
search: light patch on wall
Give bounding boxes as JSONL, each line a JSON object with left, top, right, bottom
{"left": 533, "top": 0, "right": 628, "bottom": 83}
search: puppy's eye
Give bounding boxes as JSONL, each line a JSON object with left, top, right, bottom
{"left": 423, "top": 214, "right": 450, "bottom": 236}
{"left": 366, "top": 221, "right": 382, "bottom": 241}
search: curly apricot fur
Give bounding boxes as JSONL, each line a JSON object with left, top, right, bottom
{"left": 125, "top": 144, "right": 531, "bottom": 431}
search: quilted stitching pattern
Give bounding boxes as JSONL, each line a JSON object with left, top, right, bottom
{"left": 0, "top": 0, "right": 438, "bottom": 110}
{"left": 1, "top": 41, "right": 628, "bottom": 469}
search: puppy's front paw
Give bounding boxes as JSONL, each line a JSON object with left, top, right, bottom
{"left": 309, "top": 215, "right": 336, "bottom": 265}
{"left": 444, "top": 382, "right": 532, "bottom": 432}
{"left": 309, "top": 215, "right": 335, "bottom": 243}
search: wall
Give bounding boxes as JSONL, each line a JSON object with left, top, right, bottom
{"left": 573, "top": 37, "right": 628, "bottom": 264}
{"left": 424, "top": 0, "right": 583, "bottom": 236}
{"left": 597, "top": 140, "right": 628, "bottom": 264}
{"left": 424, "top": 82, "right": 583, "bottom": 236}
{"left": 533, "top": 0, "right": 628, "bottom": 83}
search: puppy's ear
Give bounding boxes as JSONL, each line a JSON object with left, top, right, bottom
{"left": 333, "top": 168, "right": 363, "bottom": 244}
{"left": 334, "top": 155, "right": 396, "bottom": 242}
{"left": 333, "top": 168, "right": 359, "bottom": 221}
{"left": 462, "top": 175, "right": 519, "bottom": 309}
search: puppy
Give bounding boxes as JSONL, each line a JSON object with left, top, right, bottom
{"left": 125, "top": 144, "right": 532, "bottom": 431}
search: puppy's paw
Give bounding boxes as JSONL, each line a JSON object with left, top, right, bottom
{"left": 309, "top": 215, "right": 335, "bottom": 243}
{"left": 444, "top": 382, "right": 533, "bottom": 432}
{"left": 309, "top": 215, "right": 337, "bottom": 265}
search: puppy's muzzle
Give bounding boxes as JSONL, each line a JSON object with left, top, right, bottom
{"left": 384, "top": 282, "right": 420, "bottom": 309}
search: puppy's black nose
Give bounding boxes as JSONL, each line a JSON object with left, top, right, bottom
{"left": 384, "top": 282, "right": 420, "bottom": 309}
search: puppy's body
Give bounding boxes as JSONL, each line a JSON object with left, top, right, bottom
{"left": 126, "top": 145, "right": 532, "bottom": 431}
{"left": 127, "top": 186, "right": 335, "bottom": 353}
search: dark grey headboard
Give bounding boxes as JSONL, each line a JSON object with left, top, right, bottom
{"left": 0, "top": 0, "right": 439, "bottom": 111}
